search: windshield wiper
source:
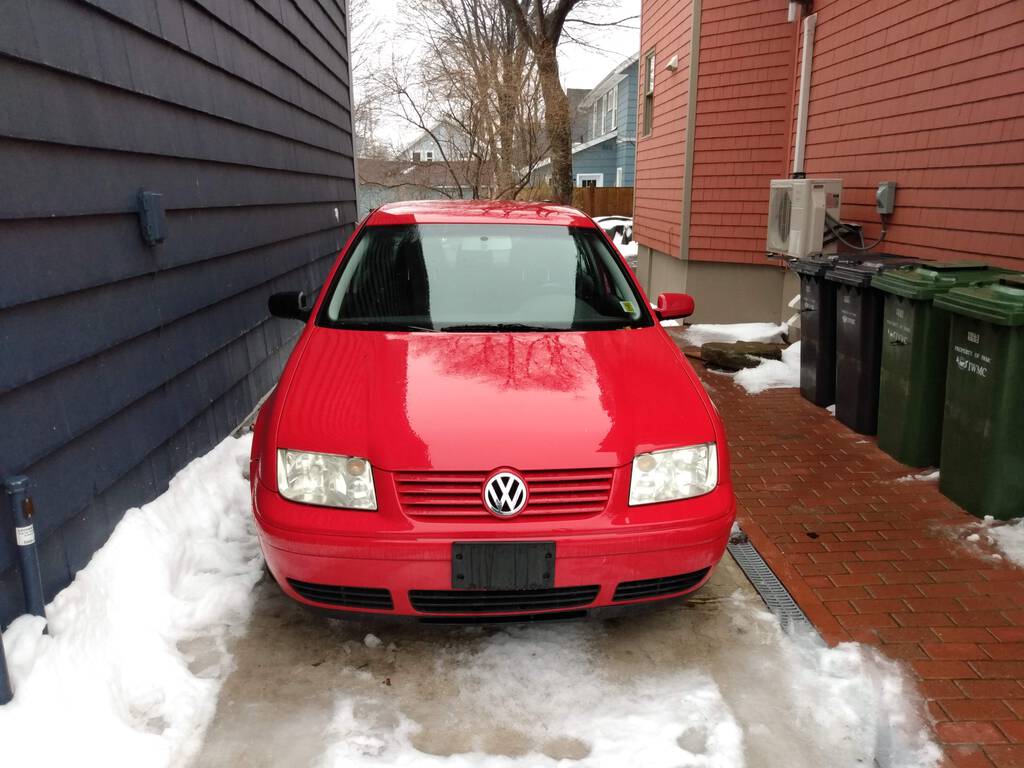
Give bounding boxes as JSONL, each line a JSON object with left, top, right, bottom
{"left": 336, "top": 321, "right": 439, "bottom": 332}
{"left": 439, "top": 323, "right": 561, "bottom": 333}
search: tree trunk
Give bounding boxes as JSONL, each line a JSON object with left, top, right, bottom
{"left": 535, "top": 41, "right": 572, "bottom": 204}
{"left": 495, "top": 58, "right": 518, "bottom": 197}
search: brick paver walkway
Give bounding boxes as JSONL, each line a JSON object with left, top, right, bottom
{"left": 695, "top": 364, "right": 1024, "bottom": 768}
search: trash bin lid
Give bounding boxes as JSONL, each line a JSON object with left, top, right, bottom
{"left": 1001, "top": 273, "right": 1024, "bottom": 290}
{"left": 934, "top": 273, "right": 1024, "bottom": 326}
{"left": 787, "top": 255, "right": 838, "bottom": 277}
{"left": 871, "top": 261, "right": 1006, "bottom": 300}
{"left": 824, "top": 255, "right": 921, "bottom": 287}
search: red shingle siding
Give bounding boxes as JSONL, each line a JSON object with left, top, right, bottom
{"left": 633, "top": 0, "right": 693, "bottom": 256}
{"left": 689, "top": 0, "right": 792, "bottom": 265}
{"left": 635, "top": 0, "right": 1024, "bottom": 270}
{"left": 801, "top": 0, "right": 1024, "bottom": 269}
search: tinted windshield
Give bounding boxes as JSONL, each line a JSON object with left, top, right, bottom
{"left": 319, "top": 224, "right": 652, "bottom": 332}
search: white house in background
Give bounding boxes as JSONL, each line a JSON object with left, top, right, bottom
{"left": 403, "top": 122, "right": 472, "bottom": 162}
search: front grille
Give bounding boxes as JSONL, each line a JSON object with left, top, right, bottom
{"left": 288, "top": 579, "right": 394, "bottom": 610}
{"left": 396, "top": 468, "right": 614, "bottom": 519}
{"left": 409, "top": 585, "right": 599, "bottom": 614}
{"left": 612, "top": 568, "right": 710, "bottom": 602}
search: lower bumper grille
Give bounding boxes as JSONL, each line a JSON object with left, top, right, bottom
{"left": 409, "top": 585, "right": 599, "bottom": 614}
{"left": 288, "top": 580, "right": 394, "bottom": 610}
{"left": 612, "top": 568, "right": 710, "bottom": 602}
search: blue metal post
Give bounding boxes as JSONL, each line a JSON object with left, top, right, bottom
{"left": 4, "top": 477, "right": 47, "bottom": 621}
{"left": 0, "top": 626, "right": 12, "bottom": 704}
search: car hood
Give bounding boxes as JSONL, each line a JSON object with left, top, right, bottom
{"left": 275, "top": 326, "right": 715, "bottom": 471}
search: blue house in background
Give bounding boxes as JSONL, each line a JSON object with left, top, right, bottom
{"left": 534, "top": 53, "right": 639, "bottom": 188}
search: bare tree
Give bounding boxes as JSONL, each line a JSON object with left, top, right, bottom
{"left": 375, "top": 0, "right": 548, "bottom": 198}
{"left": 497, "top": 0, "right": 581, "bottom": 204}
{"left": 496, "top": 1, "right": 638, "bottom": 203}
{"left": 349, "top": 0, "right": 393, "bottom": 158}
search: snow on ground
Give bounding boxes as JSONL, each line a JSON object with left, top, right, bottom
{"left": 733, "top": 342, "right": 801, "bottom": 395}
{"left": 669, "top": 322, "right": 800, "bottom": 394}
{"left": 0, "top": 435, "right": 261, "bottom": 767}
{"left": 0, "top": 432, "right": 943, "bottom": 768}
{"left": 980, "top": 516, "right": 1024, "bottom": 568}
{"left": 318, "top": 591, "right": 939, "bottom": 768}
{"left": 895, "top": 470, "right": 940, "bottom": 483}
{"left": 681, "top": 322, "right": 788, "bottom": 347}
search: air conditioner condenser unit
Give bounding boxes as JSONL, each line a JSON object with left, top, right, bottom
{"left": 766, "top": 178, "right": 842, "bottom": 259}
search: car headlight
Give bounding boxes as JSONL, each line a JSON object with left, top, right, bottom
{"left": 628, "top": 443, "right": 718, "bottom": 505}
{"left": 277, "top": 449, "right": 377, "bottom": 510}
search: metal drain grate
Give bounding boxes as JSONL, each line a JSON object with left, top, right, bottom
{"left": 728, "top": 527, "right": 816, "bottom": 635}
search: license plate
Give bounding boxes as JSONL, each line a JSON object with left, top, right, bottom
{"left": 452, "top": 542, "right": 555, "bottom": 590}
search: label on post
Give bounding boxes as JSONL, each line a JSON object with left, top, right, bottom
{"left": 15, "top": 525, "right": 35, "bottom": 546}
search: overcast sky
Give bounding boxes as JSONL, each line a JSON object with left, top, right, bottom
{"left": 357, "top": 1, "right": 641, "bottom": 143}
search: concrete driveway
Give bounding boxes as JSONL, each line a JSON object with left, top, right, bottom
{"left": 190, "top": 553, "right": 932, "bottom": 768}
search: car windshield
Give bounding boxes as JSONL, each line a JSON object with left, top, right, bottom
{"left": 319, "top": 223, "right": 653, "bottom": 332}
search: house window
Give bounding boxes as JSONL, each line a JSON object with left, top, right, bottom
{"left": 603, "top": 89, "right": 617, "bottom": 133}
{"left": 424, "top": 150, "right": 434, "bottom": 162}
{"left": 412, "top": 151, "right": 421, "bottom": 161}
{"left": 576, "top": 173, "right": 603, "bottom": 188}
{"left": 592, "top": 109, "right": 598, "bottom": 140}
{"left": 616, "top": 166, "right": 624, "bottom": 187}
{"left": 643, "top": 50, "right": 655, "bottom": 136}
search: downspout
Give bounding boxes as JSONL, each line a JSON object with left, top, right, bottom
{"left": 679, "top": 0, "right": 701, "bottom": 260}
{"left": 791, "top": 12, "right": 817, "bottom": 177}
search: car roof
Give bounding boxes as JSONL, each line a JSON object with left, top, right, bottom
{"left": 365, "top": 199, "right": 597, "bottom": 228}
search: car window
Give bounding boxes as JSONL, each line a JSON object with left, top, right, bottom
{"left": 320, "top": 224, "right": 653, "bottom": 332}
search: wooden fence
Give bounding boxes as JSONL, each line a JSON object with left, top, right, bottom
{"left": 571, "top": 186, "right": 634, "bottom": 217}
{"left": 515, "top": 186, "right": 634, "bottom": 217}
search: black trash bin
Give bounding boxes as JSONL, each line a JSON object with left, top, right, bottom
{"left": 788, "top": 256, "right": 840, "bottom": 406}
{"left": 826, "top": 256, "right": 920, "bottom": 435}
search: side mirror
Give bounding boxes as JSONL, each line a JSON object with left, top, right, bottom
{"left": 268, "top": 291, "right": 310, "bottom": 322}
{"left": 656, "top": 292, "right": 695, "bottom": 320}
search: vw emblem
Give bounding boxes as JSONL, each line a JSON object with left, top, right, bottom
{"left": 483, "top": 470, "right": 528, "bottom": 517}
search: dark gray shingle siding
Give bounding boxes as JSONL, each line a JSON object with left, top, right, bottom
{"left": 0, "top": 0, "right": 355, "bottom": 625}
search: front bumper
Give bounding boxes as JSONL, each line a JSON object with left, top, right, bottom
{"left": 253, "top": 476, "right": 735, "bottom": 618}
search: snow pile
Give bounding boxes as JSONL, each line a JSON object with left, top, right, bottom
{"left": 0, "top": 434, "right": 262, "bottom": 767}
{"left": 612, "top": 231, "right": 637, "bottom": 259}
{"left": 980, "top": 516, "right": 1024, "bottom": 568}
{"left": 319, "top": 591, "right": 939, "bottom": 768}
{"left": 681, "top": 322, "right": 788, "bottom": 347}
{"left": 594, "top": 216, "right": 638, "bottom": 267}
{"left": 895, "top": 470, "right": 940, "bottom": 483}
{"left": 734, "top": 342, "right": 801, "bottom": 395}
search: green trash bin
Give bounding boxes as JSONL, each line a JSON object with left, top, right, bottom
{"left": 871, "top": 262, "right": 1009, "bottom": 467}
{"left": 934, "top": 273, "right": 1024, "bottom": 519}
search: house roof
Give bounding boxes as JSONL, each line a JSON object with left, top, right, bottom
{"left": 577, "top": 52, "right": 640, "bottom": 110}
{"left": 358, "top": 158, "right": 480, "bottom": 190}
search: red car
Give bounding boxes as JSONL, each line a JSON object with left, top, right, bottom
{"left": 250, "top": 200, "right": 735, "bottom": 619}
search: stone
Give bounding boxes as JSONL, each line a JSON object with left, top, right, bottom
{"left": 700, "top": 342, "right": 785, "bottom": 371}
